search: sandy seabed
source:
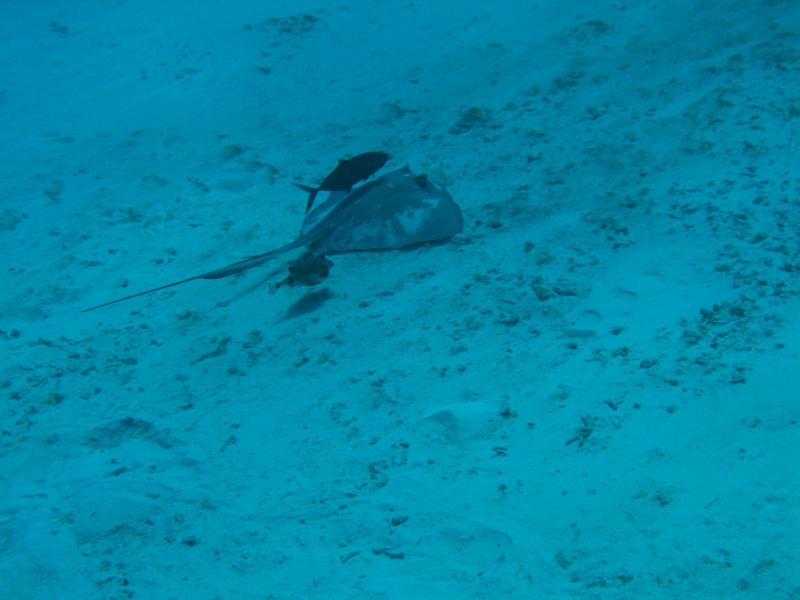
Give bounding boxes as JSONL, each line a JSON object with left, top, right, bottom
{"left": 1, "top": 1, "right": 799, "bottom": 598}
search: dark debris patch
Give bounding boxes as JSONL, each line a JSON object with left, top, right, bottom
{"left": 84, "top": 416, "right": 177, "bottom": 450}
{"left": 372, "top": 547, "right": 405, "bottom": 560}
{"left": 245, "top": 13, "right": 321, "bottom": 35}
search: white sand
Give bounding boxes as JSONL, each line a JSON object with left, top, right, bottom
{"left": 1, "top": 1, "right": 798, "bottom": 598}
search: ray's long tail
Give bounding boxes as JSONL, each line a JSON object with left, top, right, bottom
{"left": 81, "top": 245, "right": 293, "bottom": 313}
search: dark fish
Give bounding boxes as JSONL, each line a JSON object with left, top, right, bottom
{"left": 82, "top": 166, "right": 461, "bottom": 312}
{"left": 295, "top": 151, "right": 389, "bottom": 213}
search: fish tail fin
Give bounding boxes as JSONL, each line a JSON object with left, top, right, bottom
{"left": 294, "top": 183, "right": 319, "bottom": 213}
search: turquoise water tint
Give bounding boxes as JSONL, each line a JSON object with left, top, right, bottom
{"left": 1, "top": 1, "right": 798, "bottom": 598}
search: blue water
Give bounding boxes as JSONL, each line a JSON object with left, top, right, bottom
{"left": 1, "top": 1, "right": 799, "bottom": 598}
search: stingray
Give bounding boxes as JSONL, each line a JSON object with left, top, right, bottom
{"left": 295, "top": 151, "right": 389, "bottom": 213}
{"left": 82, "top": 166, "right": 463, "bottom": 312}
